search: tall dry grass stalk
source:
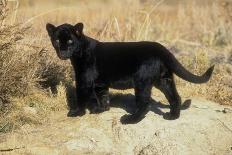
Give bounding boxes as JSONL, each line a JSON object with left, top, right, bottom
{"left": 0, "top": 0, "right": 70, "bottom": 113}
{"left": 0, "top": 15, "right": 38, "bottom": 113}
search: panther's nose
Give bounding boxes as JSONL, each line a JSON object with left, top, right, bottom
{"left": 58, "top": 52, "right": 69, "bottom": 60}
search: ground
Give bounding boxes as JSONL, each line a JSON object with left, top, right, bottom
{"left": 0, "top": 95, "right": 232, "bottom": 155}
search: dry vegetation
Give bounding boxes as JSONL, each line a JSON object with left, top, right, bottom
{"left": 0, "top": 0, "right": 232, "bottom": 132}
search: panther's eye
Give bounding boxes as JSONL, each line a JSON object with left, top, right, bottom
{"left": 55, "top": 39, "right": 60, "bottom": 44}
{"left": 67, "top": 40, "right": 73, "bottom": 44}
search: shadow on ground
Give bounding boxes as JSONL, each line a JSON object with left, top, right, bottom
{"left": 110, "top": 94, "right": 191, "bottom": 115}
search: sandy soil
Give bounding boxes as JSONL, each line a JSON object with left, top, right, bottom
{"left": 0, "top": 95, "right": 232, "bottom": 155}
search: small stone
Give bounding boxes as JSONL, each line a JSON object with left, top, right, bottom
{"left": 222, "top": 108, "right": 232, "bottom": 114}
{"left": 90, "top": 138, "right": 97, "bottom": 143}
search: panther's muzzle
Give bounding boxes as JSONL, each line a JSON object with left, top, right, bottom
{"left": 58, "top": 50, "right": 73, "bottom": 60}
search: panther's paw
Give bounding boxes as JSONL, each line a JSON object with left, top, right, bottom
{"left": 101, "top": 99, "right": 110, "bottom": 111}
{"left": 120, "top": 114, "right": 145, "bottom": 124}
{"left": 102, "top": 104, "right": 110, "bottom": 111}
{"left": 67, "top": 108, "right": 86, "bottom": 117}
{"left": 163, "top": 112, "right": 180, "bottom": 120}
{"left": 89, "top": 106, "right": 105, "bottom": 114}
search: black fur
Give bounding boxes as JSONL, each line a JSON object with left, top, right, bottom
{"left": 46, "top": 23, "right": 214, "bottom": 124}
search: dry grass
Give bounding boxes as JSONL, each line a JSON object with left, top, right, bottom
{"left": 0, "top": 1, "right": 38, "bottom": 110}
{"left": 0, "top": 0, "right": 232, "bottom": 132}
{"left": 0, "top": 0, "right": 72, "bottom": 132}
{"left": 0, "top": 84, "right": 68, "bottom": 133}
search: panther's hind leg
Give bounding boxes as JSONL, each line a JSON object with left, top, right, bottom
{"left": 156, "top": 71, "right": 181, "bottom": 120}
{"left": 121, "top": 62, "right": 159, "bottom": 124}
{"left": 121, "top": 78, "right": 153, "bottom": 124}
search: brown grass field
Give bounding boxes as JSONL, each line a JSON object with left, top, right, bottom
{"left": 0, "top": 0, "right": 232, "bottom": 136}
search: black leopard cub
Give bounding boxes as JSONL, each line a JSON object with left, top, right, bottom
{"left": 46, "top": 23, "right": 214, "bottom": 124}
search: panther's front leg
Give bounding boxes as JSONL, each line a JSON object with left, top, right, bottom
{"left": 67, "top": 84, "right": 105, "bottom": 117}
{"left": 85, "top": 86, "right": 106, "bottom": 114}
{"left": 67, "top": 85, "right": 87, "bottom": 117}
{"left": 95, "top": 85, "right": 110, "bottom": 111}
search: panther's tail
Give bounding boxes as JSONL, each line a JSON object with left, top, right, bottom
{"left": 164, "top": 51, "right": 214, "bottom": 84}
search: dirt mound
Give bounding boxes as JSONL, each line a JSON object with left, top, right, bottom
{"left": 0, "top": 97, "right": 232, "bottom": 155}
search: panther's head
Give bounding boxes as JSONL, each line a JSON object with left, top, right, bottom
{"left": 46, "top": 23, "right": 85, "bottom": 60}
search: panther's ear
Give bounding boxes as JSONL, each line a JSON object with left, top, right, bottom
{"left": 74, "top": 22, "right": 84, "bottom": 36}
{"left": 46, "top": 23, "right": 56, "bottom": 37}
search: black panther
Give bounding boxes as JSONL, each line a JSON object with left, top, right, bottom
{"left": 46, "top": 22, "right": 214, "bottom": 124}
